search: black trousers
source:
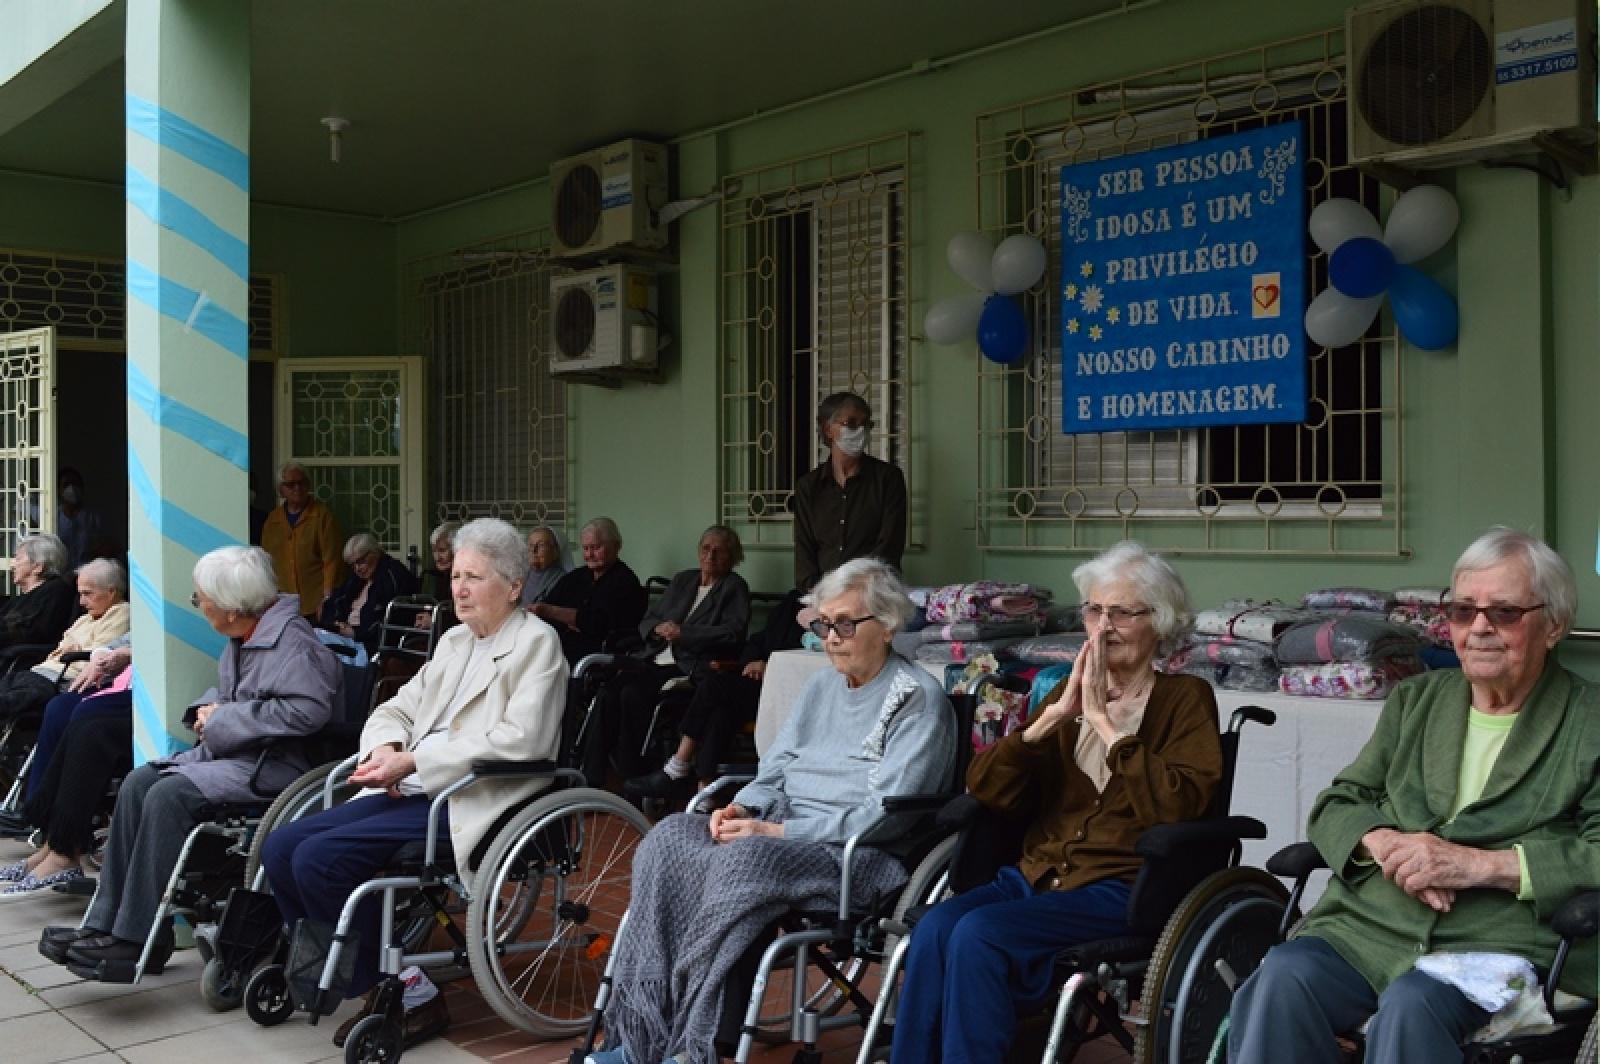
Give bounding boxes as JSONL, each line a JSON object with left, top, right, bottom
{"left": 24, "top": 707, "right": 132, "bottom": 858}
{"left": 0, "top": 669, "right": 57, "bottom": 720}
{"left": 678, "top": 669, "right": 761, "bottom": 780}
{"left": 582, "top": 662, "right": 682, "bottom": 785}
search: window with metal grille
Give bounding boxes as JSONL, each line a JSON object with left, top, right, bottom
{"left": 719, "top": 134, "right": 916, "bottom": 550}
{"left": 414, "top": 235, "right": 569, "bottom": 533}
{"left": 976, "top": 30, "right": 1401, "bottom": 556}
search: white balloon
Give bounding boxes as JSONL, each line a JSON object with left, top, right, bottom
{"left": 1309, "top": 198, "right": 1382, "bottom": 255}
{"left": 1304, "top": 287, "right": 1383, "bottom": 349}
{"left": 946, "top": 231, "right": 995, "bottom": 293}
{"left": 923, "top": 292, "right": 987, "bottom": 345}
{"left": 990, "top": 234, "right": 1048, "bottom": 296}
{"left": 1384, "top": 185, "right": 1460, "bottom": 264}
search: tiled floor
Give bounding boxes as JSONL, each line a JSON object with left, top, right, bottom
{"left": 0, "top": 834, "right": 1130, "bottom": 1063}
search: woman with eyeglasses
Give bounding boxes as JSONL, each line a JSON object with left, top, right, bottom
{"left": 261, "top": 461, "right": 346, "bottom": 621}
{"left": 588, "top": 557, "right": 956, "bottom": 1064}
{"left": 1230, "top": 527, "right": 1598, "bottom": 1064}
{"left": 319, "top": 532, "right": 419, "bottom": 653}
{"left": 890, "top": 540, "right": 1221, "bottom": 1064}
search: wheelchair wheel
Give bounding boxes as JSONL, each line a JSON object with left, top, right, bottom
{"left": 200, "top": 955, "right": 245, "bottom": 1011}
{"left": 243, "top": 760, "right": 358, "bottom": 888}
{"left": 344, "top": 1014, "right": 404, "bottom": 1064}
{"left": 244, "top": 962, "right": 295, "bottom": 1027}
{"left": 1133, "top": 866, "right": 1289, "bottom": 1064}
{"left": 1579, "top": 1013, "right": 1597, "bottom": 1063}
{"left": 466, "top": 788, "right": 651, "bottom": 1038}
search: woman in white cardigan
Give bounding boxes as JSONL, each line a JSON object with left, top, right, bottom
{"left": 262, "top": 517, "right": 569, "bottom": 1046}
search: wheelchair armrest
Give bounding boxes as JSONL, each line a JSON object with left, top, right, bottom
{"left": 468, "top": 759, "right": 559, "bottom": 777}
{"left": 1551, "top": 890, "right": 1600, "bottom": 941}
{"left": 1134, "top": 816, "right": 1267, "bottom": 860}
{"left": 714, "top": 762, "right": 759, "bottom": 777}
{"left": 1266, "top": 840, "right": 1329, "bottom": 881}
{"left": 689, "top": 773, "right": 755, "bottom": 812}
{"left": 881, "top": 792, "right": 954, "bottom": 813}
{"left": 58, "top": 651, "right": 92, "bottom": 665}
{"left": 934, "top": 793, "right": 984, "bottom": 833}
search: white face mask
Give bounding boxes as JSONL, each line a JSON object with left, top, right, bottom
{"left": 833, "top": 424, "right": 868, "bottom": 456}
{"left": 60, "top": 485, "right": 81, "bottom": 506}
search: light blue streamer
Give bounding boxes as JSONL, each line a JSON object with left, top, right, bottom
{"left": 126, "top": 259, "right": 247, "bottom": 360}
{"left": 126, "top": 361, "right": 248, "bottom": 471}
{"left": 125, "top": 94, "right": 250, "bottom": 193}
{"left": 130, "top": 673, "right": 187, "bottom": 764}
{"left": 125, "top": 165, "right": 248, "bottom": 281}
{"left": 128, "top": 451, "right": 238, "bottom": 558}
{"left": 128, "top": 555, "right": 227, "bottom": 660}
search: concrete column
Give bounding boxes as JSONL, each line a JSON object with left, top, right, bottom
{"left": 124, "top": 0, "right": 249, "bottom": 761}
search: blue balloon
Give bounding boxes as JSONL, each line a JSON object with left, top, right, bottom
{"left": 1328, "top": 236, "right": 1397, "bottom": 299}
{"left": 1388, "top": 265, "right": 1458, "bottom": 350}
{"left": 977, "top": 294, "right": 1028, "bottom": 364}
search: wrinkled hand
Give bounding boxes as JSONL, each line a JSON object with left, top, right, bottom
{"left": 191, "top": 703, "right": 218, "bottom": 737}
{"left": 1363, "top": 828, "right": 1485, "bottom": 911}
{"left": 70, "top": 655, "right": 109, "bottom": 694}
{"left": 349, "top": 745, "right": 418, "bottom": 798}
{"left": 742, "top": 660, "right": 767, "bottom": 681}
{"left": 1078, "top": 628, "right": 1128, "bottom": 746}
{"left": 654, "top": 621, "right": 682, "bottom": 643}
{"left": 708, "top": 803, "right": 782, "bottom": 843}
{"left": 1022, "top": 633, "right": 1093, "bottom": 743}
{"left": 57, "top": 640, "right": 82, "bottom": 656}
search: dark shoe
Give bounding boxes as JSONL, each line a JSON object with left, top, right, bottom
{"left": 332, "top": 987, "right": 384, "bottom": 1049}
{"left": 54, "top": 875, "right": 96, "bottom": 897}
{"left": 65, "top": 929, "right": 174, "bottom": 981}
{"left": 0, "top": 813, "right": 33, "bottom": 839}
{"left": 624, "top": 769, "right": 695, "bottom": 805}
{"left": 401, "top": 992, "right": 451, "bottom": 1047}
{"left": 38, "top": 925, "right": 101, "bottom": 964}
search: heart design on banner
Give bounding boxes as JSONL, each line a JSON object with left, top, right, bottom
{"left": 1253, "top": 283, "right": 1280, "bottom": 311}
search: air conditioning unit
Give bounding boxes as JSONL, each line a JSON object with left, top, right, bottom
{"left": 1348, "top": 0, "right": 1596, "bottom": 171}
{"left": 549, "top": 138, "right": 670, "bottom": 259}
{"left": 548, "top": 265, "right": 660, "bottom": 377}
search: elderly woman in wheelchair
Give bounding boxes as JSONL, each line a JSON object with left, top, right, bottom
{"left": 37, "top": 545, "right": 340, "bottom": 980}
{"left": 586, "top": 556, "right": 957, "bottom": 1064}
{"left": 258, "top": 517, "right": 571, "bottom": 1049}
{"left": 887, "top": 541, "right": 1221, "bottom": 1064}
{"left": 1230, "top": 527, "right": 1600, "bottom": 1064}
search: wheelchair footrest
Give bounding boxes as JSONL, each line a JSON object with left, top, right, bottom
{"left": 213, "top": 887, "right": 285, "bottom": 974}
{"left": 285, "top": 918, "right": 356, "bottom": 1016}
{"left": 65, "top": 957, "right": 139, "bottom": 984}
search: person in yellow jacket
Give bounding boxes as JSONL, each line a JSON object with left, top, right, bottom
{"left": 260, "top": 462, "right": 345, "bottom": 619}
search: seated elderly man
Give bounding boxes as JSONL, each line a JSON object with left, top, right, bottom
{"left": 37, "top": 546, "right": 340, "bottom": 979}
{"left": 0, "top": 558, "right": 128, "bottom": 722}
{"left": 588, "top": 557, "right": 957, "bottom": 1064}
{"left": 1229, "top": 527, "right": 1599, "bottom": 1064}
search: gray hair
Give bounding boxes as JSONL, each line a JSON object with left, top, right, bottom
{"left": 76, "top": 558, "right": 127, "bottom": 599}
{"left": 1073, "top": 540, "right": 1193, "bottom": 656}
{"left": 815, "top": 391, "right": 872, "bottom": 431}
{"left": 807, "top": 557, "right": 915, "bottom": 635}
{"left": 16, "top": 533, "right": 67, "bottom": 576}
{"left": 1453, "top": 526, "right": 1577, "bottom": 636}
{"left": 429, "top": 521, "right": 461, "bottom": 549}
{"left": 700, "top": 524, "right": 744, "bottom": 568}
{"left": 452, "top": 518, "right": 527, "bottom": 589}
{"left": 343, "top": 533, "right": 382, "bottom": 564}
{"left": 581, "top": 516, "right": 623, "bottom": 550}
{"left": 193, "top": 546, "right": 279, "bottom": 616}
{"left": 277, "top": 460, "right": 309, "bottom": 483}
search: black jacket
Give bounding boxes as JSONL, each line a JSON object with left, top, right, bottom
{"left": 0, "top": 573, "right": 75, "bottom": 649}
{"left": 637, "top": 569, "right": 751, "bottom": 679}
{"left": 319, "top": 554, "right": 419, "bottom": 652}
{"left": 546, "top": 561, "right": 648, "bottom": 665}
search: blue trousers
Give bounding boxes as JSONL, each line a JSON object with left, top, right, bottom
{"left": 28, "top": 690, "right": 131, "bottom": 800}
{"left": 1229, "top": 936, "right": 1487, "bottom": 1064}
{"left": 890, "top": 866, "right": 1133, "bottom": 1064}
{"left": 261, "top": 793, "right": 444, "bottom": 998}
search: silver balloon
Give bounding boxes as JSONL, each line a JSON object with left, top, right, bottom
{"left": 946, "top": 231, "right": 995, "bottom": 293}
{"left": 1309, "top": 198, "right": 1382, "bottom": 255}
{"left": 990, "top": 234, "right": 1048, "bottom": 296}
{"left": 923, "top": 292, "right": 987, "bottom": 345}
{"left": 1304, "top": 287, "right": 1383, "bottom": 349}
{"left": 1384, "top": 185, "right": 1460, "bottom": 264}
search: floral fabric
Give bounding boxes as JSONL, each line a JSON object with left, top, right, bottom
{"left": 1276, "top": 657, "right": 1423, "bottom": 699}
{"left": 1300, "top": 587, "right": 1394, "bottom": 613}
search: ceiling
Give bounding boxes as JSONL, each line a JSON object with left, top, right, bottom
{"left": 0, "top": 0, "right": 1138, "bottom": 219}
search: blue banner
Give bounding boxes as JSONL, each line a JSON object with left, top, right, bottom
{"left": 1060, "top": 120, "right": 1306, "bottom": 433}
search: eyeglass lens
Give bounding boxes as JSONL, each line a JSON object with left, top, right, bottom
{"left": 1082, "top": 604, "right": 1150, "bottom": 624}
{"left": 809, "top": 616, "right": 866, "bottom": 639}
{"left": 1444, "top": 603, "right": 1543, "bottom": 626}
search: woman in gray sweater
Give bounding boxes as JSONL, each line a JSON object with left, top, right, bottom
{"left": 590, "top": 557, "right": 957, "bottom": 1064}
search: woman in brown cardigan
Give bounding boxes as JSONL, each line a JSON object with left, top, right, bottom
{"left": 889, "top": 542, "right": 1222, "bottom": 1064}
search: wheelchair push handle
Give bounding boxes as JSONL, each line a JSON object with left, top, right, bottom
{"left": 1229, "top": 705, "right": 1277, "bottom": 732}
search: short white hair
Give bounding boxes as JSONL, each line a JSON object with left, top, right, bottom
{"left": 16, "top": 533, "right": 67, "bottom": 576}
{"left": 343, "top": 533, "right": 381, "bottom": 564}
{"left": 453, "top": 518, "right": 526, "bottom": 588}
{"left": 77, "top": 558, "right": 127, "bottom": 599}
{"left": 807, "top": 557, "right": 915, "bottom": 634}
{"left": 581, "top": 516, "right": 622, "bottom": 549}
{"left": 1073, "top": 540, "right": 1193, "bottom": 656}
{"left": 429, "top": 521, "right": 461, "bottom": 549}
{"left": 1453, "top": 526, "right": 1577, "bottom": 636}
{"left": 277, "top": 461, "right": 309, "bottom": 483}
{"left": 193, "top": 546, "right": 279, "bottom": 615}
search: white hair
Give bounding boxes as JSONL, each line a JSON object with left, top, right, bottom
{"left": 76, "top": 558, "right": 127, "bottom": 599}
{"left": 193, "top": 546, "right": 279, "bottom": 615}
{"left": 277, "top": 460, "right": 309, "bottom": 482}
{"left": 343, "top": 533, "right": 381, "bottom": 564}
{"left": 429, "top": 521, "right": 461, "bottom": 549}
{"left": 1073, "top": 540, "right": 1193, "bottom": 656}
{"left": 580, "top": 516, "right": 623, "bottom": 549}
{"left": 807, "top": 557, "right": 915, "bottom": 634}
{"left": 453, "top": 518, "right": 527, "bottom": 588}
{"left": 16, "top": 533, "right": 67, "bottom": 576}
{"left": 1453, "top": 526, "right": 1577, "bottom": 636}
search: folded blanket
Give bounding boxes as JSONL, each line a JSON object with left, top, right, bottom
{"left": 1194, "top": 600, "right": 1317, "bottom": 644}
{"left": 1274, "top": 616, "right": 1421, "bottom": 665}
{"left": 1169, "top": 633, "right": 1276, "bottom": 669}
{"left": 1392, "top": 586, "right": 1449, "bottom": 607}
{"left": 1301, "top": 587, "right": 1394, "bottom": 613}
{"left": 914, "top": 638, "right": 1024, "bottom": 665}
{"left": 1008, "top": 632, "right": 1088, "bottom": 667}
{"left": 1277, "top": 658, "right": 1422, "bottom": 699}
{"left": 923, "top": 582, "right": 1052, "bottom": 624}
{"left": 1042, "top": 604, "right": 1084, "bottom": 633}
{"left": 913, "top": 619, "right": 1040, "bottom": 644}
{"left": 1171, "top": 659, "right": 1281, "bottom": 693}
{"left": 1388, "top": 603, "right": 1453, "bottom": 647}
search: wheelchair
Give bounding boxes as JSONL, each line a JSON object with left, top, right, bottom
{"left": 571, "top": 672, "right": 1008, "bottom": 1064}
{"left": 367, "top": 595, "right": 457, "bottom": 706}
{"left": 229, "top": 750, "right": 651, "bottom": 1063}
{"left": 0, "top": 642, "right": 79, "bottom": 813}
{"left": 854, "top": 704, "right": 1281, "bottom": 1064}
{"left": 1243, "top": 840, "right": 1600, "bottom": 1064}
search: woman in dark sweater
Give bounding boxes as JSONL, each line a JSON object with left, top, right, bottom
{"left": 0, "top": 534, "right": 76, "bottom": 650}
{"left": 529, "top": 516, "right": 646, "bottom": 666}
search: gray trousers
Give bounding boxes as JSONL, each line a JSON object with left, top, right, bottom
{"left": 85, "top": 764, "right": 211, "bottom": 943}
{"left": 1229, "top": 936, "right": 1487, "bottom": 1064}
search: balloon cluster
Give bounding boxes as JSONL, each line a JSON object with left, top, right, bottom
{"left": 1305, "top": 185, "right": 1460, "bottom": 351}
{"left": 924, "top": 232, "right": 1049, "bottom": 364}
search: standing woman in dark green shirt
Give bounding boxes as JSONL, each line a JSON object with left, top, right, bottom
{"left": 791, "top": 392, "right": 908, "bottom": 590}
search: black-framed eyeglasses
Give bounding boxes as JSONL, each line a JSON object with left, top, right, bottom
{"left": 1443, "top": 602, "right": 1545, "bottom": 627}
{"left": 809, "top": 614, "right": 877, "bottom": 640}
{"left": 280, "top": 479, "right": 310, "bottom": 489}
{"left": 1081, "top": 603, "right": 1154, "bottom": 626}
{"left": 190, "top": 592, "right": 203, "bottom": 609}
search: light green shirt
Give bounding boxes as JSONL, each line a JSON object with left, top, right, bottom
{"left": 1453, "top": 707, "right": 1533, "bottom": 900}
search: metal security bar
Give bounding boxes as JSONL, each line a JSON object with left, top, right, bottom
{"left": 410, "top": 231, "right": 570, "bottom": 534}
{"left": 0, "top": 327, "right": 53, "bottom": 594}
{"left": 719, "top": 133, "right": 917, "bottom": 550}
{"left": 975, "top": 29, "right": 1404, "bottom": 556}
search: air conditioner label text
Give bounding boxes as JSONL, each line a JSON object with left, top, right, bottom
{"left": 1058, "top": 120, "right": 1306, "bottom": 434}
{"left": 1495, "top": 18, "right": 1579, "bottom": 84}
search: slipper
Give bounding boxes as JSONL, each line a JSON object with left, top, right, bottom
{"left": 2, "top": 867, "right": 83, "bottom": 896}
{"left": 0, "top": 859, "right": 28, "bottom": 883}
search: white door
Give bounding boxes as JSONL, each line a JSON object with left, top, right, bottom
{"left": 275, "top": 357, "right": 424, "bottom": 560}
{"left": 0, "top": 327, "right": 54, "bottom": 591}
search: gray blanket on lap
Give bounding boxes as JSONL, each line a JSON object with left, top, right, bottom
{"left": 605, "top": 813, "right": 906, "bottom": 1064}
